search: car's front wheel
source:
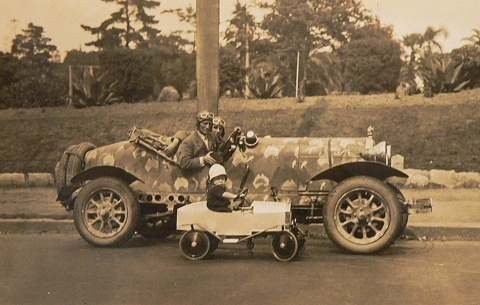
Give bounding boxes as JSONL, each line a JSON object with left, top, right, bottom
{"left": 323, "top": 176, "right": 403, "bottom": 254}
{"left": 73, "top": 177, "right": 139, "bottom": 247}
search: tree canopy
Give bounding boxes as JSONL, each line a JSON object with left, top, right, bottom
{"left": 82, "top": 0, "right": 161, "bottom": 50}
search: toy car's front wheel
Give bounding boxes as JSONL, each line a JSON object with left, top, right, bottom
{"left": 73, "top": 177, "right": 139, "bottom": 247}
{"left": 323, "top": 176, "right": 403, "bottom": 254}
{"left": 271, "top": 231, "right": 299, "bottom": 262}
{"left": 179, "top": 230, "right": 211, "bottom": 260}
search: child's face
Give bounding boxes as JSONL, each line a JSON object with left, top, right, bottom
{"left": 212, "top": 175, "right": 226, "bottom": 185}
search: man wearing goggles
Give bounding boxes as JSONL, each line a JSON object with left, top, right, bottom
{"left": 177, "top": 111, "right": 218, "bottom": 171}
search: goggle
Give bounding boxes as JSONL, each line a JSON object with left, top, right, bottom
{"left": 213, "top": 117, "right": 225, "bottom": 127}
{"left": 198, "top": 111, "right": 214, "bottom": 120}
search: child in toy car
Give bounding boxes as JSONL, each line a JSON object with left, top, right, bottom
{"left": 206, "top": 164, "right": 245, "bottom": 212}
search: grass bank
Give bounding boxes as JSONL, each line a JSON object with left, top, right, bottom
{"left": 0, "top": 89, "right": 479, "bottom": 173}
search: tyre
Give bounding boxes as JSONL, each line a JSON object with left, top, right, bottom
{"left": 323, "top": 176, "right": 403, "bottom": 254}
{"left": 387, "top": 183, "right": 409, "bottom": 238}
{"left": 179, "top": 230, "right": 211, "bottom": 260}
{"left": 207, "top": 233, "right": 220, "bottom": 255}
{"left": 55, "top": 142, "right": 96, "bottom": 209}
{"left": 271, "top": 231, "right": 298, "bottom": 262}
{"left": 73, "top": 177, "right": 139, "bottom": 247}
{"left": 292, "top": 227, "right": 307, "bottom": 256}
{"left": 55, "top": 142, "right": 96, "bottom": 192}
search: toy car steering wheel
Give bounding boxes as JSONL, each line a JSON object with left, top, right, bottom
{"left": 234, "top": 188, "right": 250, "bottom": 207}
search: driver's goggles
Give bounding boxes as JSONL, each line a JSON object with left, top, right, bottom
{"left": 213, "top": 117, "right": 225, "bottom": 127}
{"left": 198, "top": 111, "right": 214, "bottom": 120}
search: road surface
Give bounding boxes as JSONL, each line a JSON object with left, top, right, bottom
{"left": 1, "top": 234, "right": 480, "bottom": 305}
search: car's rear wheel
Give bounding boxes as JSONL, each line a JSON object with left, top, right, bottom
{"left": 271, "top": 231, "right": 298, "bottom": 262}
{"left": 73, "top": 177, "right": 139, "bottom": 247}
{"left": 323, "top": 176, "right": 403, "bottom": 254}
{"left": 179, "top": 230, "right": 211, "bottom": 260}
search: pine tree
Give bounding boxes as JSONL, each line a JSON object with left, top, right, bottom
{"left": 82, "top": 0, "right": 161, "bottom": 50}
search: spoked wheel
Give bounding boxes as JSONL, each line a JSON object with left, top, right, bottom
{"left": 73, "top": 177, "right": 139, "bottom": 247}
{"left": 271, "top": 231, "right": 298, "bottom": 262}
{"left": 179, "top": 230, "right": 211, "bottom": 260}
{"left": 323, "top": 176, "right": 403, "bottom": 254}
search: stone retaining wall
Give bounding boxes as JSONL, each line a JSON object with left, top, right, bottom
{"left": 0, "top": 173, "right": 55, "bottom": 188}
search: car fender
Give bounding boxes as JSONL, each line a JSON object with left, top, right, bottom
{"left": 310, "top": 161, "right": 408, "bottom": 183}
{"left": 71, "top": 165, "right": 142, "bottom": 185}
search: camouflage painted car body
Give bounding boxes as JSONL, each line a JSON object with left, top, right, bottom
{"left": 78, "top": 135, "right": 382, "bottom": 207}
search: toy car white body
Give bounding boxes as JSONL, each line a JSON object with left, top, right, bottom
{"left": 176, "top": 201, "right": 305, "bottom": 262}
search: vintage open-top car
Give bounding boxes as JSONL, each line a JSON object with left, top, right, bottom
{"left": 55, "top": 125, "right": 432, "bottom": 254}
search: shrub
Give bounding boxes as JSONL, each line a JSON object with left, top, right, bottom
{"left": 421, "top": 56, "right": 469, "bottom": 96}
{"left": 247, "top": 60, "right": 283, "bottom": 99}
{"left": 220, "top": 45, "right": 244, "bottom": 96}
{"left": 0, "top": 52, "right": 17, "bottom": 90}
{"left": 451, "top": 45, "right": 480, "bottom": 88}
{"left": 157, "top": 86, "right": 180, "bottom": 102}
{"left": 339, "top": 37, "right": 403, "bottom": 94}
{"left": 98, "top": 49, "right": 155, "bottom": 103}
{"left": 0, "top": 76, "right": 67, "bottom": 108}
{"left": 307, "top": 52, "right": 343, "bottom": 95}
{"left": 70, "top": 67, "right": 119, "bottom": 108}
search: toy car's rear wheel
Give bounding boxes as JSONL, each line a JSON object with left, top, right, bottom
{"left": 207, "top": 234, "right": 220, "bottom": 255}
{"left": 73, "top": 177, "right": 139, "bottom": 247}
{"left": 271, "top": 231, "right": 298, "bottom": 262}
{"left": 292, "top": 227, "right": 307, "bottom": 256}
{"left": 179, "top": 230, "right": 211, "bottom": 260}
{"left": 323, "top": 176, "right": 403, "bottom": 254}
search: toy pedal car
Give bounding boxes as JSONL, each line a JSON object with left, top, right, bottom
{"left": 176, "top": 195, "right": 306, "bottom": 262}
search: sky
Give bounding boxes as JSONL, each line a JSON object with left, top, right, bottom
{"left": 1, "top": 0, "right": 479, "bottom": 57}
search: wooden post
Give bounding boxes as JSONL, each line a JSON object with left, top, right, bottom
{"left": 68, "top": 65, "right": 73, "bottom": 105}
{"left": 295, "top": 51, "right": 300, "bottom": 100}
{"left": 196, "top": 0, "right": 220, "bottom": 115}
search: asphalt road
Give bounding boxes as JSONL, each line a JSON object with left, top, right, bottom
{"left": 1, "top": 234, "right": 480, "bottom": 305}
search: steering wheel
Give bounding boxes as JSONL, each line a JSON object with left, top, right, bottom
{"left": 234, "top": 188, "right": 250, "bottom": 208}
{"left": 221, "top": 128, "right": 241, "bottom": 152}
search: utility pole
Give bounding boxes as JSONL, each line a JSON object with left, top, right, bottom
{"left": 196, "top": 0, "right": 220, "bottom": 115}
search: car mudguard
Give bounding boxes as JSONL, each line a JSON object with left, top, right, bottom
{"left": 310, "top": 161, "right": 408, "bottom": 183}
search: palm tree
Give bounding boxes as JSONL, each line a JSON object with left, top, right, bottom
{"left": 463, "top": 28, "right": 480, "bottom": 46}
{"left": 402, "top": 26, "right": 449, "bottom": 63}
{"left": 422, "top": 26, "right": 449, "bottom": 54}
{"left": 402, "top": 33, "right": 424, "bottom": 64}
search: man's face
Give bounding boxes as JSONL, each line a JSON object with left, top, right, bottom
{"left": 198, "top": 120, "right": 212, "bottom": 135}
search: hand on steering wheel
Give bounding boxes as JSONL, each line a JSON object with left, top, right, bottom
{"left": 234, "top": 188, "right": 248, "bottom": 201}
{"left": 234, "top": 189, "right": 249, "bottom": 207}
